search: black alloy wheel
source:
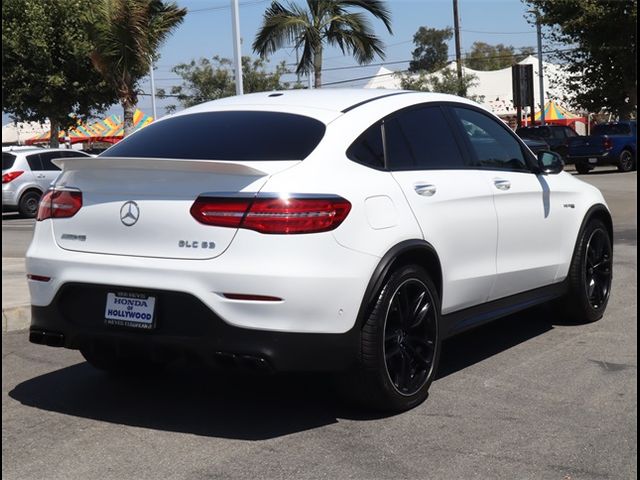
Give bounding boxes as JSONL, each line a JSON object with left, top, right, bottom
{"left": 584, "top": 228, "right": 613, "bottom": 310}
{"left": 617, "top": 150, "right": 635, "bottom": 172}
{"left": 351, "top": 265, "right": 441, "bottom": 411}
{"left": 383, "top": 278, "right": 437, "bottom": 396}
{"left": 563, "top": 219, "right": 613, "bottom": 323}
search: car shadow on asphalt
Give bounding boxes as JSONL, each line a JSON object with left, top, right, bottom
{"left": 9, "top": 306, "right": 573, "bottom": 440}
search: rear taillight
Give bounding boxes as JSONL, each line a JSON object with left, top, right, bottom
{"left": 2, "top": 170, "right": 24, "bottom": 183}
{"left": 191, "top": 195, "right": 351, "bottom": 234}
{"left": 36, "top": 189, "right": 83, "bottom": 221}
{"left": 603, "top": 137, "right": 613, "bottom": 150}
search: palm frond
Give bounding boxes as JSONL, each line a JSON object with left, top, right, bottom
{"left": 253, "top": 1, "right": 310, "bottom": 58}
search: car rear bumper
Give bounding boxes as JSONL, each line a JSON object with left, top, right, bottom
{"left": 29, "top": 283, "right": 360, "bottom": 372}
{"left": 566, "top": 153, "right": 615, "bottom": 167}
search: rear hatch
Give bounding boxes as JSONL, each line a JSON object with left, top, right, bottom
{"left": 47, "top": 108, "right": 330, "bottom": 260}
{"left": 51, "top": 157, "right": 294, "bottom": 259}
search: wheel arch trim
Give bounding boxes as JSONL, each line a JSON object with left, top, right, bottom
{"left": 355, "top": 240, "right": 443, "bottom": 329}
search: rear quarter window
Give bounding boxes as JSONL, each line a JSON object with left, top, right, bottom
{"left": 103, "top": 111, "right": 327, "bottom": 161}
{"left": 2, "top": 152, "right": 16, "bottom": 170}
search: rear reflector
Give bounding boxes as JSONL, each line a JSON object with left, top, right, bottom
{"left": 191, "top": 195, "right": 351, "bottom": 234}
{"left": 222, "top": 293, "right": 283, "bottom": 302}
{"left": 2, "top": 170, "right": 24, "bottom": 183}
{"left": 27, "top": 274, "right": 51, "bottom": 282}
{"left": 603, "top": 137, "right": 613, "bottom": 150}
{"left": 37, "top": 189, "right": 83, "bottom": 221}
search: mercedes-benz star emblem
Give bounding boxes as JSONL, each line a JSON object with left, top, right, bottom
{"left": 120, "top": 201, "right": 140, "bottom": 227}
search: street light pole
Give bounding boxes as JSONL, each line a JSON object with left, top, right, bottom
{"left": 452, "top": 0, "right": 464, "bottom": 97}
{"left": 534, "top": 12, "right": 545, "bottom": 125}
{"left": 149, "top": 58, "right": 157, "bottom": 120}
{"left": 231, "top": 0, "right": 244, "bottom": 95}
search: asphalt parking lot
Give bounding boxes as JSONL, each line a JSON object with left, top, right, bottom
{"left": 2, "top": 167, "right": 637, "bottom": 480}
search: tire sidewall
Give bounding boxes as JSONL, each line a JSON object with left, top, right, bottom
{"left": 571, "top": 220, "right": 613, "bottom": 322}
{"left": 18, "top": 190, "right": 41, "bottom": 218}
{"left": 363, "top": 265, "right": 441, "bottom": 411}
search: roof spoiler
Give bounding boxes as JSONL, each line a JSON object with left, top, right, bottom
{"left": 51, "top": 156, "right": 269, "bottom": 176}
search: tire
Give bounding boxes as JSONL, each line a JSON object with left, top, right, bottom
{"left": 562, "top": 219, "right": 613, "bottom": 323}
{"left": 80, "top": 344, "right": 165, "bottom": 375}
{"left": 575, "top": 162, "right": 591, "bottom": 175}
{"left": 617, "top": 149, "right": 635, "bottom": 172}
{"left": 348, "top": 265, "right": 441, "bottom": 411}
{"left": 18, "top": 190, "right": 41, "bottom": 218}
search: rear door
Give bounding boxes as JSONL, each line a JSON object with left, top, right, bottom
{"left": 449, "top": 106, "right": 565, "bottom": 300}
{"left": 387, "top": 105, "right": 498, "bottom": 314}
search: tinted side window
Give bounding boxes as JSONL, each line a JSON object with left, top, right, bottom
{"left": 385, "top": 106, "right": 465, "bottom": 170}
{"left": 453, "top": 107, "right": 528, "bottom": 172}
{"left": 564, "top": 127, "right": 578, "bottom": 137}
{"left": 38, "top": 152, "right": 62, "bottom": 171}
{"left": 26, "top": 154, "right": 42, "bottom": 170}
{"left": 346, "top": 122, "right": 384, "bottom": 169}
{"left": 551, "top": 128, "right": 565, "bottom": 139}
{"left": 3, "top": 153, "right": 17, "bottom": 170}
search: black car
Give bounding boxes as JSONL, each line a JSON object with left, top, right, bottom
{"left": 516, "top": 125, "right": 580, "bottom": 161}
{"left": 522, "top": 137, "right": 551, "bottom": 155}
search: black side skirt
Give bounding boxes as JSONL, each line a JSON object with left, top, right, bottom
{"left": 441, "top": 281, "right": 568, "bottom": 339}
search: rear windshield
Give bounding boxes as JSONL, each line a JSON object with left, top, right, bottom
{"left": 593, "top": 123, "right": 632, "bottom": 136}
{"left": 516, "top": 127, "right": 550, "bottom": 138}
{"left": 2, "top": 152, "right": 16, "bottom": 170}
{"left": 102, "top": 111, "right": 326, "bottom": 161}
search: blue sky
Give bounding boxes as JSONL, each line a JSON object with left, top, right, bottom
{"left": 3, "top": 0, "right": 541, "bottom": 125}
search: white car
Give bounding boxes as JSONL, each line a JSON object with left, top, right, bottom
{"left": 26, "top": 90, "right": 613, "bottom": 411}
{"left": 2, "top": 147, "right": 91, "bottom": 217}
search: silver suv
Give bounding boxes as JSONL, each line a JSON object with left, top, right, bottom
{"left": 2, "top": 147, "right": 91, "bottom": 217}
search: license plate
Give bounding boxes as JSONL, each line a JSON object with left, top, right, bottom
{"left": 105, "top": 291, "right": 156, "bottom": 330}
{"left": 588, "top": 157, "right": 598, "bottom": 164}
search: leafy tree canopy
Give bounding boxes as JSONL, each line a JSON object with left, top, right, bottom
{"left": 408, "top": 26, "right": 453, "bottom": 73}
{"left": 159, "top": 56, "right": 293, "bottom": 113}
{"left": 2, "top": 0, "right": 118, "bottom": 146}
{"left": 525, "top": 0, "right": 636, "bottom": 118}
{"left": 465, "top": 42, "right": 535, "bottom": 70}
{"left": 398, "top": 68, "right": 483, "bottom": 103}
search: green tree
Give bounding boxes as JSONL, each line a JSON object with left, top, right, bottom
{"left": 398, "top": 67, "right": 483, "bottom": 102}
{"left": 408, "top": 26, "right": 452, "bottom": 73}
{"left": 525, "top": 0, "right": 636, "bottom": 118}
{"left": 158, "top": 56, "right": 292, "bottom": 112}
{"left": 86, "top": 0, "right": 186, "bottom": 136}
{"left": 253, "top": 0, "right": 392, "bottom": 88}
{"left": 2, "top": 0, "right": 117, "bottom": 147}
{"left": 465, "top": 42, "right": 535, "bottom": 70}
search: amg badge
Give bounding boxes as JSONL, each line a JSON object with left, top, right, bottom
{"left": 178, "top": 240, "right": 215, "bottom": 249}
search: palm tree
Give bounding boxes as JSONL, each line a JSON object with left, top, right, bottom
{"left": 253, "top": 0, "right": 392, "bottom": 88}
{"left": 86, "top": 0, "right": 186, "bottom": 136}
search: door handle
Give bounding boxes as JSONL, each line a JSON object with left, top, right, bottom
{"left": 414, "top": 183, "right": 437, "bottom": 197}
{"left": 36, "top": 174, "right": 46, "bottom": 179}
{"left": 493, "top": 178, "right": 511, "bottom": 191}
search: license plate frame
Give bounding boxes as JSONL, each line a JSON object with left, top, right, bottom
{"left": 104, "top": 291, "right": 156, "bottom": 330}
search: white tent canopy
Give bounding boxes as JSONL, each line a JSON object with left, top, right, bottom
{"left": 2, "top": 121, "right": 51, "bottom": 145}
{"left": 364, "top": 55, "right": 573, "bottom": 116}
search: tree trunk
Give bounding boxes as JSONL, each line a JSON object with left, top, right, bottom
{"left": 49, "top": 119, "right": 60, "bottom": 148}
{"left": 122, "top": 100, "right": 135, "bottom": 138}
{"left": 314, "top": 47, "right": 323, "bottom": 88}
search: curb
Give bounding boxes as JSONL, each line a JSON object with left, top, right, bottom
{"left": 2, "top": 306, "right": 30, "bottom": 333}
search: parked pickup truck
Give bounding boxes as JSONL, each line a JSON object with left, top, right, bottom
{"left": 567, "top": 121, "right": 637, "bottom": 174}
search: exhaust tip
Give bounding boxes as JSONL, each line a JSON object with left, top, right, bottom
{"left": 29, "top": 329, "right": 65, "bottom": 347}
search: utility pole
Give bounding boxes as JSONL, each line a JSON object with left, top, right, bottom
{"left": 149, "top": 58, "right": 157, "bottom": 119}
{"left": 534, "top": 11, "right": 546, "bottom": 125}
{"left": 452, "top": 0, "right": 464, "bottom": 97}
{"left": 231, "top": 0, "right": 243, "bottom": 95}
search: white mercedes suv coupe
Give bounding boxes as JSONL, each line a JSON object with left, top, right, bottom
{"left": 26, "top": 90, "right": 613, "bottom": 411}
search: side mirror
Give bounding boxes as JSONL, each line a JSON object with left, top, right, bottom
{"left": 537, "top": 150, "right": 564, "bottom": 174}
